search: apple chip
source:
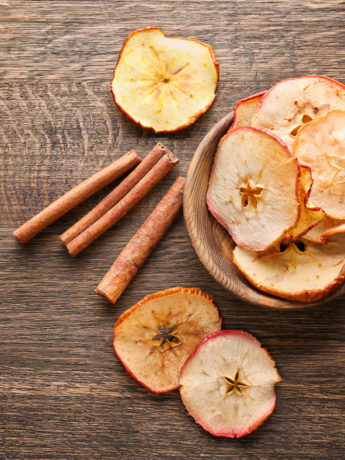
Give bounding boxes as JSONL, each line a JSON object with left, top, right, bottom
{"left": 293, "top": 110, "right": 345, "bottom": 220}
{"left": 111, "top": 27, "right": 219, "bottom": 133}
{"left": 322, "top": 222, "right": 345, "bottom": 239}
{"left": 179, "top": 330, "right": 281, "bottom": 438}
{"left": 284, "top": 167, "right": 324, "bottom": 240}
{"left": 113, "top": 287, "right": 222, "bottom": 394}
{"left": 252, "top": 76, "right": 345, "bottom": 150}
{"left": 207, "top": 127, "right": 301, "bottom": 251}
{"left": 233, "top": 235, "right": 345, "bottom": 302}
{"left": 230, "top": 91, "right": 265, "bottom": 129}
{"left": 304, "top": 215, "right": 345, "bottom": 243}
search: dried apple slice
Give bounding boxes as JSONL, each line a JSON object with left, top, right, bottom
{"left": 111, "top": 27, "right": 219, "bottom": 133}
{"left": 207, "top": 127, "right": 301, "bottom": 251}
{"left": 179, "top": 330, "right": 281, "bottom": 438}
{"left": 252, "top": 76, "right": 345, "bottom": 150}
{"left": 293, "top": 110, "right": 345, "bottom": 220}
{"left": 304, "top": 215, "right": 345, "bottom": 243}
{"left": 230, "top": 91, "right": 265, "bottom": 129}
{"left": 113, "top": 287, "right": 222, "bottom": 394}
{"left": 284, "top": 167, "right": 324, "bottom": 240}
{"left": 321, "top": 222, "right": 345, "bottom": 239}
{"left": 233, "top": 235, "right": 345, "bottom": 302}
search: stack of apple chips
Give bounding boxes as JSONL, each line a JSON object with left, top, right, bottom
{"left": 207, "top": 76, "right": 345, "bottom": 302}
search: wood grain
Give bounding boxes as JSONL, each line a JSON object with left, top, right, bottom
{"left": 1, "top": 1, "right": 345, "bottom": 458}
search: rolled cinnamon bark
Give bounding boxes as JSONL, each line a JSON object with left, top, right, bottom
{"left": 60, "top": 143, "right": 167, "bottom": 245}
{"left": 13, "top": 150, "right": 141, "bottom": 244}
{"left": 95, "top": 176, "right": 185, "bottom": 304}
{"left": 66, "top": 151, "right": 179, "bottom": 257}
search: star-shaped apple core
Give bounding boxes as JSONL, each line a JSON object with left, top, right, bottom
{"left": 224, "top": 370, "right": 249, "bottom": 396}
{"left": 289, "top": 113, "right": 314, "bottom": 138}
{"left": 152, "top": 322, "right": 182, "bottom": 353}
{"left": 240, "top": 184, "right": 264, "bottom": 210}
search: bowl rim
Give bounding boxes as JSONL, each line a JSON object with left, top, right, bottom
{"left": 183, "top": 110, "right": 345, "bottom": 309}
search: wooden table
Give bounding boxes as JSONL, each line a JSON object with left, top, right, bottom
{"left": 1, "top": 1, "right": 345, "bottom": 458}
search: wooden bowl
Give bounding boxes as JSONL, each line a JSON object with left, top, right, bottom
{"left": 183, "top": 111, "right": 345, "bottom": 309}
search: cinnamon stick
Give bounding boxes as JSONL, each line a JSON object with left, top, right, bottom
{"left": 66, "top": 151, "right": 179, "bottom": 257}
{"left": 13, "top": 150, "right": 141, "bottom": 244}
{"left": 95, "top": 176, "right": 185, "bottom": 304}
{"left": 60, "top": 143, "right": 167, "bottom": 245}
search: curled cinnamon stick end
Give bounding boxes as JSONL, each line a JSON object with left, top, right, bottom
{"left": 95, "top": 176, "right": 185, "bottom": 305}
{"left": 66, "top": 150, "right": 179, "bottom": 257}
{"left": 60, "top": 143, "right": 168, "bottom": 245}
{"left": 13, "top": 150, "right": 141, "bottom": 244}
